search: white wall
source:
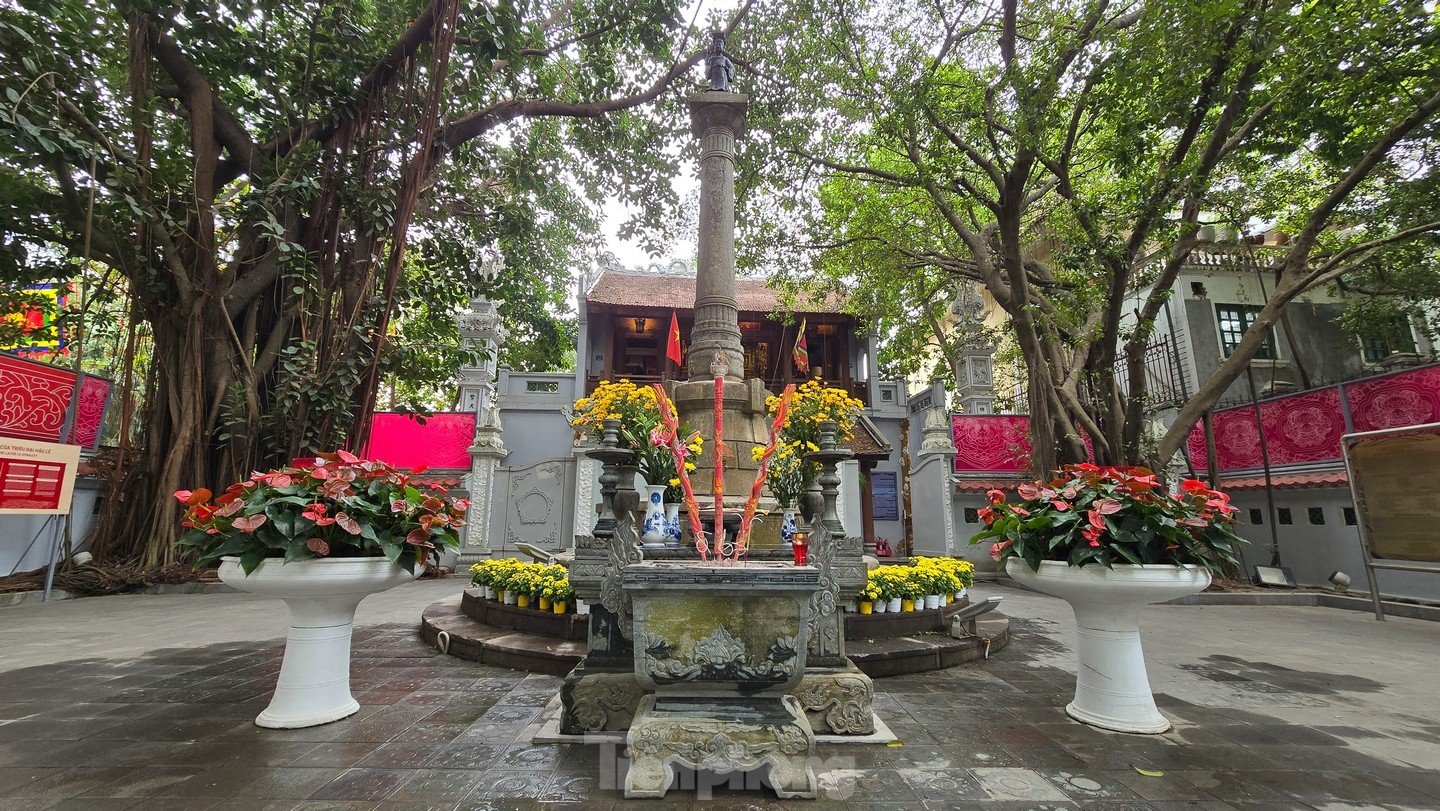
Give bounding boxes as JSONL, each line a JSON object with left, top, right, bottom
{"left": 1229, "top": 488, "right": 1440, "bottom": 603}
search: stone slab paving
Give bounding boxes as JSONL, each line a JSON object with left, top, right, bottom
{"left": 2, "top": 579, "right": 1439, "bottom": 809}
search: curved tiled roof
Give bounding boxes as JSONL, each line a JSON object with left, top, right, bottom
{"left": 585, "top": 271, "right": 846, "bottom": 315}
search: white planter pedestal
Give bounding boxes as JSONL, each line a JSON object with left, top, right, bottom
{"left": 219, "top": 556, "right": 418, "bottom": 729}
{"left": 1005, "top": 559, "right": 1210, "bottom": 734}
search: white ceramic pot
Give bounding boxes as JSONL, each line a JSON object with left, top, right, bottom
{"left": 218, "top": 555, "right": 418, "bottom": 729}
{"left": 924, "top": 594, "right": 942, "bottom": 610}
{"left": 872, "top": 598, "right": 888, "bottom": 613}
{"left": 954, "top": 589, "right": 966, "bottom": 601}
{"left": 1005, "top": 559, "right": 1210, "bottom": 734}
{"left": 885, "top": 597, "right": 903, "bottom": 613}
{"left": 504, "top": 589, "right": 518, "bottom": 605}
{"left": 576, "top": 598, "right": 590, "bottom": 616}
{"left": 482, "top": 585, "right": 495, "bottom": 600}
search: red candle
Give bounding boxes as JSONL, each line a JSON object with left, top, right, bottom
{"left": 713, "top": 371, "right": 725, "bottom": 558}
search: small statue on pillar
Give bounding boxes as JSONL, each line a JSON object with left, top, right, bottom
{"left": 705, "top": 31, "right": 734, "bottom": 92}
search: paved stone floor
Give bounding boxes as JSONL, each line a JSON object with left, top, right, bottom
{"left": 2, "top": 579, "right": 1440, "bottom": 809}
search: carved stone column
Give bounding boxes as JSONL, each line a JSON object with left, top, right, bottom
{"left": 793, "top": 421, "right": 875, "bottom": 735}
{"left": 561, "top": 421, "right": 647, "bottom": 734}
{"left": 457, "top": 296, "right": 507, "bottom": 564}
{"left": 684, "top": 92, "right": 748, "bottom": 382}
{"left": 918, "top": 407, "right": 960, "bottom": 555}
{"left": 458, "top": 409, "right": 505, "bottom": 564}
{"left": 671, "top": 94, "right": 776, "bottom": 541}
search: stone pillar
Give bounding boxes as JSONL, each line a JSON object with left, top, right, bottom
{"left": 684, "top": 92, "right": 748, "bottom": 382}
{"left": 561, "top": 421, "right": 647, "bottom": 734}
{"left": 794, "top": 421, "right": 875, "bottom": 735}
{"left": 917, "top": 407, "right": 960, "bottom": 556}
{"left": 956, "top": 345, "right": 998, "bottom": 415}
{"left": 671, "top": 93, "right": 774, "bottom": 534}
{"left": 456, "top": 296, "right": 507, "bottom": 564}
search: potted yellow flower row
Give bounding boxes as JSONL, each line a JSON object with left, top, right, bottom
{"left": 852, "top": 557, "right": 976, "bottom": 614}
{"left": 469, "top": 560, "right": 576, "bottom": 614}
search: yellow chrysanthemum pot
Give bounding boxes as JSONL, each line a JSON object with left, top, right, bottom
{"left": 901, "top": 598, "right": 915, "bottom": 612}
{"left": 516, "top": 594, "right": 530, "bottom": 609}
{"left": 552, "top": 601, "right": 567, "bottom": 614}
{"left": 858, "top": 601, "right": 873, "bottom": 615}
{"left": 538, "top": 597, "right": 552, "bottom": 611}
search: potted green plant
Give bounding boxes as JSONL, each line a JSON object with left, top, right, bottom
{"left": 971, "top": 464, "right": 1243, "bottom": 733}
{"left": 176, "top": 450, "right": 467, "bottom": 728}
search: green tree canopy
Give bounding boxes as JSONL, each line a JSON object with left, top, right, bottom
{"left": 744, "top": 0, "right": 1440, "bottom": 472}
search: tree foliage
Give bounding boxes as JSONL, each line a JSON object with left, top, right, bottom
{"left": 0, "top": 0, "right": 751, "bottom": 563}
{"left": 745, "top": 0, "right": 1440, "bottom": 472}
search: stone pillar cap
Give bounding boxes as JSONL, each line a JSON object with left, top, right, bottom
{"left": 689, "top": 92, "right": 750, "bottom": 139}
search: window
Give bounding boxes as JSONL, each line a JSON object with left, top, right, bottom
{"left": 1360, "top": 316, "right": 1416, "bottom": 364}
{"left": 1249, "top": 508, "right": 1264, "bottom": 525}
{"left": 1277, "top": 507, "right": 1292, "bottom": 525}
{"left": 963, "top": 507, "right": 979, "bottom": 524}
{"left": 1343, "top": 507, "right": 1357, "bottom": 526}
{"left": 1215, "top": 304, "right": 1277, "bottom": 359}
{"left": 1308, "top": 507, "right": 1325, "bottom": 525}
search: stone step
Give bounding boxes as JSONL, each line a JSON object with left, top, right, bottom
{"left": 421, "top": 596, "right": 583, "bottom": 677}
{"left": 420, "top": 595, "right": 1009, "bottom": 679}
{"left": 846, "top": 616, "right": 1010, "bottom": 678}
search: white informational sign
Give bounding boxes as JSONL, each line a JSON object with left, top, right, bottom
{"left": 0, "top": 437, "right": 82, "bottom": 515}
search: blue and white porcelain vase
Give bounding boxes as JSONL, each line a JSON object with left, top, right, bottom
{"left": 641, "top": 484, "right": 668, "bottom": 546}
{"left": 780, "top": 507, "right": 799, "bottom": 547}
{"left": 664, "top": 503, "right": 682, "bottom": 545}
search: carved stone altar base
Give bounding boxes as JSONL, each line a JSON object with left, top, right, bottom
{"left": 622, "top": 562, "right": 821, "bottom": 799}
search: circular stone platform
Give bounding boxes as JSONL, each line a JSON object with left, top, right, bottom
{"left": 420, "top": 589, "right": 1009, "bottom": 678}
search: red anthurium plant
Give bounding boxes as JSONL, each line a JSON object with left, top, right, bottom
{"left": 176, "top": 450, "right": 469, "bottom": 575}
{"left": 970, "top": 464, "right": 1245, "bottom": 572}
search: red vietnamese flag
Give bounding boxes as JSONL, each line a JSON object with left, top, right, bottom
{"left": 793, "top": 317, "right": 810, "bottom": 374}
{"left": 666, "top": 310, "right": 683, "bottom": 365}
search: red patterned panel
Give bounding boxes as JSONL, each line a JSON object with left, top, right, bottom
{"left": 1259, "top": 387, "right": 1345, "bottom": 467}
{"left": 952, "top": 415, "right": 1032, "bottom": 473}
{"left": 1185, "top": 422, "right": 1209, "bottom": 471}
{"left": 67, "top": 375, "right": 112, "bottom": 451}
{"left": 365, "top": 412, "right": 477, "bottom": 470}
{"left": 1208, "top": 408, "right": 1264, "bottom": 470}
{"left": 0, "top": 354, "right": 76, "bottom": 442}
{"left": 1347, "top": 365, "right": 1440, "bottom": 432}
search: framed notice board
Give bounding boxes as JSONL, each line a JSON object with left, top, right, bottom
{"left": 0, "top": 437, "right": 81, "bottom": 514}
{"left": 871, "top": 471, "right": 899, "bottom": 521}
{"left": 1343, "top": 422, "right": 1440, "bottom": 620}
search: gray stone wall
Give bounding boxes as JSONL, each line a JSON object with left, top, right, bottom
{"left": 495, "top": 369, "right": 580, "bottom": 469}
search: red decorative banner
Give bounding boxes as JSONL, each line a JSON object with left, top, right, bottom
{"left": 1186, "top": 363, "right": 1440, "bottom": 473}
{"left": 952, "top": 415, "right": 1033, "bottom": 472}
{"left": 365, "top": 412, "right": 477, "bottom": 470}
{"left": 0, "top": 353, "right": 76, "bottom": 442}
{"left": 1346, "top": 364, "right": 1440, "bottom": 432}
{"left": 67, "top": 374, "right": 112, "bottom": 452}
